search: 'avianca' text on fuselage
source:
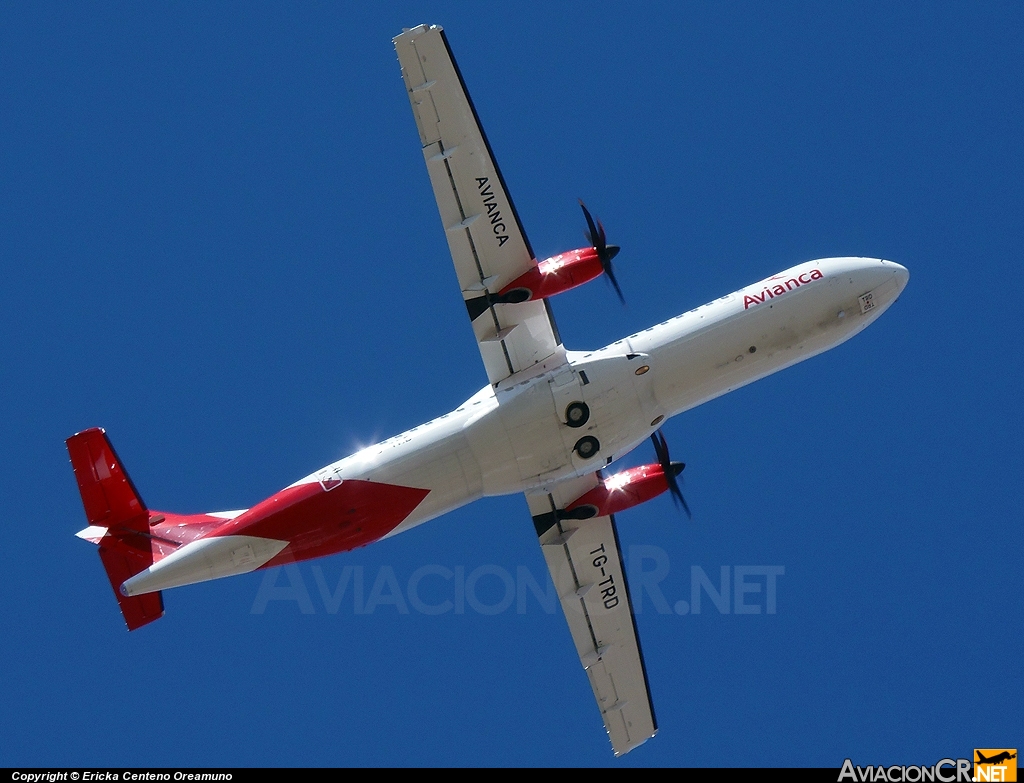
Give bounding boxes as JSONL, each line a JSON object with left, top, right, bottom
{"left": 743, "top": 268, "right": 824, "bottom": 309}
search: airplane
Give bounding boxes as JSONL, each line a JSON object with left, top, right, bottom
{"left": 66, "top": 23, "right": 909, "bottom": 757}
{"left": 977, "top": 752, "right": 1017, "bottom": 765}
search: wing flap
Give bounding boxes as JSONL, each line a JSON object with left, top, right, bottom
{"left": 527, "top": 478, "right": 657, "bottom": 756}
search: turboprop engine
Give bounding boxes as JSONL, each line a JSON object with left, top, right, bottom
{"left": 465, "top": 201, "right": 623, "bottom": 320}
{"left": 557, "top": 432, "right": 691, "bottom": 520}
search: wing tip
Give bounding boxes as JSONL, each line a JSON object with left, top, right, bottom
{"left": 393, "top": 23, "right": 441, "bottom": 44}
{"left": 611, "top": 727, "right": 658, "bottom": 757}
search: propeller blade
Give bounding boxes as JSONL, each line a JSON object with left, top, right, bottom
{"left": 579, "top": 199, "right": 625, "bottom": 305}
{"left": 605, "top": 257, "right": 626, "bottom": 305}
{"left": 676, "top": 490, "right": 692, "bottom": 519}
{"left": 579, "top": 199, "right": 602, "bottom": 252}
{"left": 650, "top": 430, "right": 692, "bottom": 519}
{"left": 652, "top": 430, "right": 669, "bottom": 465}
{"left": 669, "top": 466, "right": 691, "bottom": 519}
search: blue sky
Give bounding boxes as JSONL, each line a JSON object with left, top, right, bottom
{"left": 2, "top": 2, "right": 1021, "bottom": 767}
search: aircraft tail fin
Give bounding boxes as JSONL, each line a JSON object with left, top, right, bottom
{"left": 66, "top": 428, "right": 164, "bottom": 631}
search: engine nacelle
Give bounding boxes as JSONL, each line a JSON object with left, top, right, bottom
{"left": 498, "top": 247, "right": 605, "bottom": 302}
{"left": 559, "top": 463, "right": 672, "bottom": 520}
{"left": 464, "top": 245, "right": 619, "bottom": 321}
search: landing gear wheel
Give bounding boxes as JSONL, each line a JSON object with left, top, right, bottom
{"left": 565, "top": 401, "right": 590, "bottom": 428}
{"left": 574, "top": 435, "right": 600, "bottom": 460}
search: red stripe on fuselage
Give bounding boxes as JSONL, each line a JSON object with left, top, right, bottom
{"left": 208, "top": 479, "right": 430, "bottom": 566}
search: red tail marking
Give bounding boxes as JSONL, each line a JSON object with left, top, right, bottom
{"left": 67, "top": 428, "right": 164, "bottom": 630}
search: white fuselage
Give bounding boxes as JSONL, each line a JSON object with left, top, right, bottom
{"left": 121, "top": 256, "right": 908, "bottom": 597}
{"left": 304, "top": 256, "right": 908, "bottom": 536}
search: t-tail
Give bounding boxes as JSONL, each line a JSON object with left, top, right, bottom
{"left": 66, "top": 428, "right": 165, "bottom": 630}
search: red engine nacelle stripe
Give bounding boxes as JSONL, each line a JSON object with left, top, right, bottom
{"left": 566, "top": 464, "right": 670, "bottom": 517}
{"left": 498, "top": 247, "right": 605, "bottom": 300}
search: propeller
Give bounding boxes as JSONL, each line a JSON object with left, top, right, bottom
{"left": 651, "top": 430, "right": 691, "bottom": 519}
{"left": 579, "top": 199, "right": 624, "bottom": 304}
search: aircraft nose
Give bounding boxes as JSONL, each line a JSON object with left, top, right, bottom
{"left": 882, "top": 260, "right": 910, "bottom": 293}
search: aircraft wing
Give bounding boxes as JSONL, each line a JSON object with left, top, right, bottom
{"left": 394, "top": 25, "right": 564, "bottom": 386}
{"left": 526, "top": 476, "right": 657, "bottom": 756}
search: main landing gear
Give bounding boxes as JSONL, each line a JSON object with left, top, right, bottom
{"left": 564, "top": 401, "right": 590, "bottom": 428}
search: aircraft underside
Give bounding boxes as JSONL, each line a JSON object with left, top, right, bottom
{"left": 67, "top": 23, "right": 908, "bottom": 757}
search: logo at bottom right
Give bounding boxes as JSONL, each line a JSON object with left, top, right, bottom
{"left": 975, "top": 749, "right": 1017, "bottom": 782}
